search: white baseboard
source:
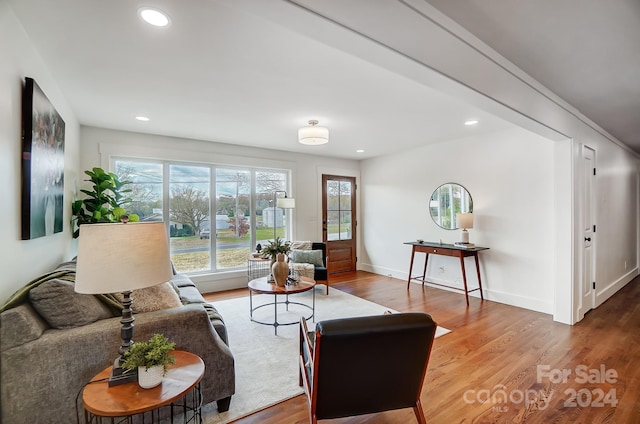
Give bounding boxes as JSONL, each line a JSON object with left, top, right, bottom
{"left": 361, "top": 262, "right": 553, "bottom": 314}
{"left": 595, "top": 267, "right": 639, "bottom": 308}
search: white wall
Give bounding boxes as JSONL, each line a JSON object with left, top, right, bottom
{"left": 286, "top": 0, "right": 640, "bottom": 323}
{"left": 79, "top": 126, "right": 360, "bottom": 292}
{"left": 0, "top": 2, "right": 79, "bottom": 304}
{"left": 360, "top": 127, "right": 557, "bottom": 313}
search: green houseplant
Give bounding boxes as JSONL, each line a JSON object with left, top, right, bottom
{"left": 71, "top": 167, "right": 139, "bottom": 238}
{"left": 260, "top": 237, "right": 291, "bottom": 260}
{"left": 122, "top": 333, "right": 176, "bottom": 388}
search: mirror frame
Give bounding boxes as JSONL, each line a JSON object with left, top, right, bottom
{"left": 429, "top": 183, "right": 473, "bottom": 230}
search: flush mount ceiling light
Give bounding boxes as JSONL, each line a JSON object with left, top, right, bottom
{"left": 464, "top": 120, "right": 479, "bottom": 126}
{"left": 138, "top": 7, "right": 170, "bottom": 27}
{"left": 298, "top": 120, "right": 329, "bottom": 145}
{"left": 135, "top": 116, "right": 150, "bottom": 121}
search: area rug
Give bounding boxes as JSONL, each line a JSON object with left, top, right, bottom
{"left": 202, "top": 287, "right": 450, "bottom": 423}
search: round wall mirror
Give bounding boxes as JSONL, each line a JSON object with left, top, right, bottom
{"left": 429, "top": 183, "right": 473, "bottom": 230}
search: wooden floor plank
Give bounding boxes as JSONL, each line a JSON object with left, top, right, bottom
{"left": 203, "top": 271, "right": 640, "bottom": 423}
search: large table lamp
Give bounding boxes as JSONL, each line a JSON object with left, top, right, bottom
{"left": 75, "top": 221, "right": 173, "bottom": 386}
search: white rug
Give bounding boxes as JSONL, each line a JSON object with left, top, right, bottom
{"left": 202, "top": 286, "right": 450, "bottom": 423}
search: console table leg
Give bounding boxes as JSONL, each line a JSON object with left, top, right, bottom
{"left": 459, "top": 254, "right": 470, "bottom": 306}
{"left": 421, "top": 254, "right": 429, "bottom": 286}
{"left": 474, "top": 253, "right": 484, "bottom": 300}
{"left": 407, "top": 247, "right": 416, "bottom": 289}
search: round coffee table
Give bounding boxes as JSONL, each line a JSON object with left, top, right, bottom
{"left": 83, "top": 350, "right": 204, "bottom": 423}
{"left": 248, "top": 276, "right": 316, "bottom": 335}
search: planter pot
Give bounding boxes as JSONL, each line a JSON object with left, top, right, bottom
{"left": 272, "top": 253, "right": 289, "bottom": 287}
{"left": 138, "top": 365, "right": 164, "bottom": 389}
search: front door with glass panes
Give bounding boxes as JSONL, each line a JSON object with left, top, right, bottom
{"left": 322, "top": 174, "right": 356, "bottom": 274}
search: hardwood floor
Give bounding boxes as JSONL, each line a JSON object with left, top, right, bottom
{"left": 203, "top": 272, "right": 640, "bottom": 424}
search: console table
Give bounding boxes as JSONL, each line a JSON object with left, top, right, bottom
{"left": 405, "top": 241, "right": 489, "bottom": 306}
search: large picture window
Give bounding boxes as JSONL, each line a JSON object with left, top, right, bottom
{"left": 114, "top": 159, "right": 292, "bottom": 274}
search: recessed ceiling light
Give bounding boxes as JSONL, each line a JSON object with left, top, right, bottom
{"left": 138, "top": 8, "right": 170, "bottom": 27}
{"left": 464, "top": 120, "right": 479, "bottom": 126}
{"left": 356, "top": 149, "right": 365, "bottom": 153}
{"left": 135, "top": 116, "right": 150, "bottom": 121}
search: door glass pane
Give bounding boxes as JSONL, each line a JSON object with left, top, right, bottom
{"left": 339, "top": 181, "right": 352, "bottom": 211}
{"left": 327, "top": 211, "right": 340, "bottom": 241}
{"left": 114, "top": 160, "right": 163, "bottom": 222}
{"left": 339, "top": 211, "right": 352, "bottom": 240}
{"left": 169, "top": 165, "right": 210, "bottom": 273}
{"left": 216, "top": 169, "right": 251, "bottom": 269}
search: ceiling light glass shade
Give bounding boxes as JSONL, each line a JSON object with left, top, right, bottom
{"left": 139, "top": 8, "right": 170, "bottom": 27}
{"left": 298, "top": 120, "right": 329, "bottom": 145}
{"left": 276, "top": 197, "right": 296, "bottom": 209}
{"left": 75, "top": 222, "right": 173, "bottom": 294}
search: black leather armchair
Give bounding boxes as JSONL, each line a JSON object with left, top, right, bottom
{"left": 299, "top": 312, "right": 437, "bottom": 424}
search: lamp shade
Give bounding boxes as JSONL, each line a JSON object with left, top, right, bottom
{"left": 276, "top": 197, "right": 296, "bottom": 209}
{"left": 75, "top": 222, "right": 173, "bottom": 294}
{"left": 456, "top": 213, "right": 474, "bottom": 230}
{"left": 298, "top": 120, "right": 329, "bottom": 145}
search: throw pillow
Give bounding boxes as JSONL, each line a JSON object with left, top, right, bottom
{"left": 290, "top": 249, "right": 324, "bottom": 267}
{"left": 29, "top": 279, "right": 113, "bottom": 329}
{"left": 129, "top": 282, "right": 183, "bottom": 313}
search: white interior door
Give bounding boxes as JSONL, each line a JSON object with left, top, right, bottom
{"left": 578, "top": 145, "right": 596, "bottom": 319}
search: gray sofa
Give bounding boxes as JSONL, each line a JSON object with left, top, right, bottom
{"left": 0, "top": 260, "right": 235, "bottom": 424}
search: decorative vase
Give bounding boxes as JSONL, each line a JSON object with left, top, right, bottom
{"left": 271, "top": 253, "right": 289, "bottom": 287}
{"left": 138, "top": 365, "right": 164, "bottom": 389}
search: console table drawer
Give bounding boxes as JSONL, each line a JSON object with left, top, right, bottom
{"left": 414, "top": 245, "right": 458, "bottom": 257}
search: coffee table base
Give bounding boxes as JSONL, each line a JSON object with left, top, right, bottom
{"left": 249, "top": 290, "right": 315, "bottom": 335}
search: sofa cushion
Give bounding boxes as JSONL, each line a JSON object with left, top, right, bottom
{"left": 129, "top": 282, "right": 183, "bottom": 313}
{"left": 290, "top": 249, "right": 325, "bottom": 267}
{"left": 0, "top": 303, "right": 49, "bottom": 350}
{"left": 28, "top": 279, "right": 113, "bottom": 329}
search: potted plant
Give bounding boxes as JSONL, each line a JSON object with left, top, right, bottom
{"left": 260, "top": 237, "right": 291, "bottom": 261}
{"left": 71, "top": 167, "right": 140, "bottom": 238}
{"left": 122, "top": 333, "right": 176, "bottom": 389}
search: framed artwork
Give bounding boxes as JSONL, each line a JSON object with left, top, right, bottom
{"left": 21, "top": 77, "right": 65, "bottom": 240}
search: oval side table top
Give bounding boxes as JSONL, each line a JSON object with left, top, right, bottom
{"left": 82, "top": 350, "right": 204, "bottom": 417}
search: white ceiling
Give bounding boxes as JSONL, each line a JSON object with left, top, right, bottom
{"left": 425, "top": 0, "right": 640, "bottom": 155}
{"left": 8, "top": 0, "right": 640, "bottom": 159}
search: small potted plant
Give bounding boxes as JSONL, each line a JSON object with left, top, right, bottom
{"left": 260, "top": 237, "right": 291, "bottom": 262}
{"left": 122, "top": 333, "right": 176, "bottom": 389}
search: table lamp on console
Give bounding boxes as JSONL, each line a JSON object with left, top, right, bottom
{"left": 75, "top": 221, "right": 173, "bottom": 386}
{"left": 456, "top": 213, "right": 474, "bottom": 245}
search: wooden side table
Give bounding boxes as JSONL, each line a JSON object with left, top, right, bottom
{"left": 83, "top": 350, "right": 204, "bottom": 423}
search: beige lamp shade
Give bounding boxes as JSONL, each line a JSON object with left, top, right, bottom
{"left": 276, "top": 197, "right": 296, "bottom": 209}
{"left": 456, "top": 213, "right": 474, "bottom": 230}
{"left": 75, "top": 222, "right": 173, "bottom": 294}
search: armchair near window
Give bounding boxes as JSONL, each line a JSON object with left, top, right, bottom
{"left": 299, "top": 312, "right": 437, "bottom": 424}
{"left": 289, "top": 242, "right": 329, "bottom": 294}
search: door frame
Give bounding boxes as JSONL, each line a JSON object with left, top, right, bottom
{"left": 317, "top": 167, "right": 360, "bottom": 270}
{"left": 576, "top": 144, "right": 596, "bottom": 321}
